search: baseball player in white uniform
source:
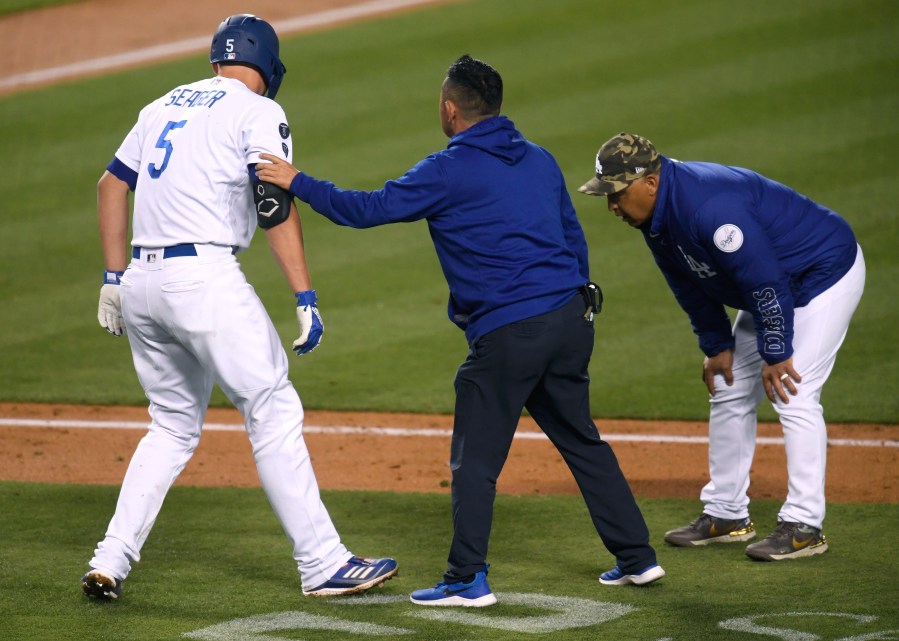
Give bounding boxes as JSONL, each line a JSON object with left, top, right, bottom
{"left": 83, "top": 14, "right": 397, "bottom": 600}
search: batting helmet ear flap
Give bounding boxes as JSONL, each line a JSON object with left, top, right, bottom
{"left": 210, "top": 14, "right": 286, "bottom": 100}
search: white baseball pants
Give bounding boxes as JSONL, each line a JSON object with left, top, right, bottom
{"left": 89, "top": 244, "right": 351, "bottom": 589}
{"left": 701, "top": 246, "right": 865, "bottom": 529}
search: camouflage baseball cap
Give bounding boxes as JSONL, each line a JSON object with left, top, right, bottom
{"left": 578, "top": 132, "right": 661, "bottom": 196}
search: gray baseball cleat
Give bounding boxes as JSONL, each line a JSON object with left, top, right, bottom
{"left": 745, "top": 521, "right": 828, "bottom": 561}
{"left": 664, "top": 513, "right": 756, "bottom": 547}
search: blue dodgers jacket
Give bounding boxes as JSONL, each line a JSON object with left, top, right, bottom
{"left": 644, "top": 156, "right": 858, "bottom": 364}
{"left": 289, "top": 116, "right": 590, "bottom": 343}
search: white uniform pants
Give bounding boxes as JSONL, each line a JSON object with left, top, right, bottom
{"left": 701, "top": 246, "right": 865, "bottom": 529}
{"left": 89, "top": 245, "right": 351, "bottom": 589}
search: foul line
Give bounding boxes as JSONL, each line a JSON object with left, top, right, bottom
{"left": 0, "top": 417, "right": 895, "bottom": 448}
{"left": 0, "top": 0, "right": 449, "bottom": 92}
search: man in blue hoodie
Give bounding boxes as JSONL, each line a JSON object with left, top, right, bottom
{"left": 577, "top": 133, "right": 865, "bottom": 562}
{"left": 255, "top": 55, "right": 664, "bottom": 606}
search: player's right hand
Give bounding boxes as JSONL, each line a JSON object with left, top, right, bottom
{"left": 98, "top": 282, "right": 126, "bottom": 337}
{"left": 702, "top": 349, "right": 734, "bottom": 396}
{"left": 256, "top": 153, "right": 299, "bottom": 191}
{"left": 294, "top": 290, "right": 323, "bottom": 355}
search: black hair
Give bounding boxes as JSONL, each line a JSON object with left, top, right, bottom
{"left": 444, "top": 54, "right": 503, "bottom": 119}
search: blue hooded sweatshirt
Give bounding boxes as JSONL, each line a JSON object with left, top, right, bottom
{"left": 289, "top": 116, "right": 590, "bottom": 343}
{"left": 644, "top": 156, "right": 858, "bottom": 364}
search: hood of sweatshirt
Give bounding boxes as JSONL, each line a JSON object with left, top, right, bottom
{"left": 446, "top": 115, "right": 527, "bottom": 165}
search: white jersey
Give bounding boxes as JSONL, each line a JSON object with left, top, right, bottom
{"left": 113, "top": 76, "right": 293, "bottom": 250}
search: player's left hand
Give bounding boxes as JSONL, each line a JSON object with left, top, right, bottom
{"left": 294, "top": 290, "right": 323, "bottom": 355}
{"left": 98, "top": 282, "right": 126, "bottom": 337}
{"left": 762, "top": 357, "right": 801, "bottom": 404}
{"left": 256, "top": 153, "right": 300, "bottom": 191}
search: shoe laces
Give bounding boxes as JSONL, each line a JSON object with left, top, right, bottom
{"left": 771, "top": 521, "right": 814, "bottom": 538}
{"left": 691, "top": 513, "right": 715, "bottom": 529}
{"left": 433, "top": 580, "right": 469, "bottom": 593}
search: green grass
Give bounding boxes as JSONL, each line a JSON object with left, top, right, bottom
{"left": 0, "top": 0, "right": 897, "bottom": 421}
{"left": 0, "top": 482, "right": 896, "bottom": 640}
{"left": 1, "top": 9, "right": 894, "bottom": 641}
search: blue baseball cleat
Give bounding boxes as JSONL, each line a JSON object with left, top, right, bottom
{"left": 303, "top": 556, "right": 398, "bottom": 596}
{"left": 410, "top": 568, "right": 497, "bottom": 607}
{"left": 599, "top": 563, "right": 665, "bottom": 586}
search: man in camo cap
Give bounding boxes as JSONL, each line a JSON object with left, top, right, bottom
{"left": 578, "top": 132, "right": 865, "bottom": 561}
{"left": 579, "top": 132, "right": 661, "bottom": 199}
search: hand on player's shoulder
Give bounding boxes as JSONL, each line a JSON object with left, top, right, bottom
{"left": 256, "top": 153, "right": 299, "bottom": 190}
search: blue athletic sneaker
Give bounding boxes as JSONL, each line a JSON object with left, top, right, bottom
{"left": 599, "top": 563, "right": 665, "bottom": 586}
{"left": 410, "top": 568, "right": 497, "bottom": 607}
{"left": 82, "top": 569, "right": 123, "bottom": 600}
{"left": 303, "top": 556, "right": 398, "bottom": 596}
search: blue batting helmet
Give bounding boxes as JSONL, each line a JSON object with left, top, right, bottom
{"left": 210, "top": 14, "right": 286, "bottom": 100}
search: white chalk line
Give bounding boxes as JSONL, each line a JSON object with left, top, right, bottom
{"left": 1, "top": 417, "right": 895, "bottom": 448}
{"left": 0, "top": 0, "right": 448, "bottom": 92}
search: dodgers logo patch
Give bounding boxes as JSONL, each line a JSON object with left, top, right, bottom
{"left": 714, "top": 224, "right": 743, "bottom": 253}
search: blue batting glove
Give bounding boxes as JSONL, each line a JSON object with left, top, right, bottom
{"left": 294, "top": 290, "right": 323, "bottom": 355}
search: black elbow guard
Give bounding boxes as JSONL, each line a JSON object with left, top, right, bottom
{"left": 254, "top": 181, "right": 292, "bottom": 229}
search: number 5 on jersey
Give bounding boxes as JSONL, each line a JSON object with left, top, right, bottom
{"left": 149, "top": 120, "right": 187, "bottom": 178}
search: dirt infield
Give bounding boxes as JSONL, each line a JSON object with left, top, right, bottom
{"left": 0, "top": 0, "right": 458, "bottom": 94}
{"left": 1, "top": 403, "right": 896, "bottom": 503}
